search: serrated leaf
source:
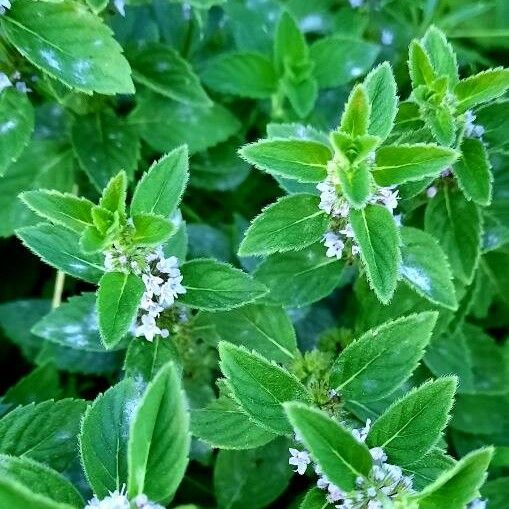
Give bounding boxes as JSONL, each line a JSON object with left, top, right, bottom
{"left": 99, "top": 171, "right": 127, "bottom": 216}
{"left": 284, "top": 75, "right": 318, "bottom": 118}
{"left": 201, "top": 52, "right": 277, "bottom": 99}
{"left": 131, "top": 146, "right": 188, "bottom": 218}
{"left": 97, "top": 272, "right": 144, "bottom": 348}
{"left": 128, "top": 362, "right": 190, "bottom": 501}
{"left": 16, "top": 223, "right": 104, "bottom": 283}
{"left": 0, "top": 88, "right": 34, "bottom": 176}
{"left": 0, "top": 399, "right": 86, "bottom": 472}
{"left": 80, "top": 378, "right": 142, "bottom": 497}
{"left": 285, "top": 403, "right": 373, "bottom": 491}
{"left": 338, "top": 161, "right": 372, "bottom": 208}
{"left": 400, "top": 227, "right": 457, "bottom": 310}
{"left": 274, "top": 11, "right": 308, "bottom": 73}
{"left": 453, "top": 137, "right": 492, "bottom": 206}
{"left": 422, "top": 26, "right": 459, "bottom": 86}
{"left": 404, "top": 449, "right": 456, "bottom": 491}
{"left": 330, "top": 312, "right": 437, "bottom": 403}
{"left": 239, "top": 139, "right": 331, "bottom": 183}
{"left": 367, "top": 377, "right": 457, "bottom": 465}
{"left": 408, "top": 40, "right": 436, "bottom": 87}
{"left": 373, "top": 144, "right": 458, "bottom": 186}
{"left": 1, "top": 0, "right": 134, "bottom": 94}
{"left": 340, "top": 84, "right": 370, "bottom": 137}
{"left": 131, "top": 214, "right": 175, "bottom": 247}
{"left": 455, "top": 68, "right": 509, "bottom": 112}
{"left": 425, "top": 105, "right": 456, "bottom": 147}
{"left": 21, "top": 190, "right": 94, "bottom": 233}
{"left": 131, "top": 43, "right": 210, "bottom": 106}
{"left": 179, "top": 259, "right": 267, "bottom": 311}
{"left": 239, "top": 194, "right": 329, "bottom": 256}
{"left": 424, "top": 187, "right": 482, "bottom": 283}
{"left": 350, "top": 204, "right": 401, "bottom": 303}
{"left": 219, "top": 342, "right": 311, "bottom": 434}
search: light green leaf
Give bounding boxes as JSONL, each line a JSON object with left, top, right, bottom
{"left": 425, "top": 105, "right": 456, "bottom": 147}
{"left": 408, "top": 40, "right": 436, "bottom": 88}
{"left": 338, "top": 161, "right": 372, "bottom": 208}
{"left": 131, "top": 43, "right": 210, "bottom": 106}
{"left": 1, "top": 0, "right": 134, "bottom": 94}
{"left": 284, "top": 75, "right": 318, "bottom": 118}
{"left": 330, "top": 312, "right": 438, "bottom": 402}
{"left": 350, "top": 204, "right": 401, "bottom": 303}
{"left": 340, "top": 84, "right": 370, "bottom": 137}
{"left": 80, "top": 378, "right": 142, "bottom": 497}
{"left": 201, "top": 52, "right": 277, "bottom": 99}
{"left": 274, "top": 11, "right": 308, "bottom": 73}
{"left": 367, "top": 377, "right": 457, "bottom": 465}
{"left": 239, "top": 194, "right": 329, "bottom": 256}
{"left": 21, "top": 190, "right": 94, "bottom": 233}
{"left": 239, "top": 139, "right": 331, "bottom": 183}
{"left": 0, "top": 88, "right": 34, "bottom": 176}
{"left": 422, "top": 26, "right": 459, "bottom": 86}
{"left": 455, "top": 68, "right": 509, "bottom": 112}
{"left": 284, "top": 403, "right": 373, "bottom": 491}
{"left": 373, "top": 144, "right": 458, "bottom": 186}
{"left": 219, "top": 342, "right": 312, "bottom": 434}
{"left": 128, "top": 362, "right": 190, "bottom": 501}
{"left": 16, "top": 223, "right": 104, "bottom": 283}
{"left": 97, "top": 272, "right": 144, "bottom": 348}
{"left": 131, "top": 214, "right": 175, "bottom": 247}
{"left": 400, "top": 227, "right": 458, "bottom": 310}
{"left": 179, "top": 259, "right": 267, "bottom": 311}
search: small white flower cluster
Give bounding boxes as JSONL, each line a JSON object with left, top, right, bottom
{"left": 113, "top": 0, "right": 125, "bottom": 16}
{"left": 464, "top": 110, "right": 485, "bottom": 139}
{"left": 0, "top": 71, "right": 30, "bottom": 94}
{"left": 0, "top": 0, "right": 10, "bottom": 15}
{"left": 135, "top": 248, "right": 186, "bottom": 342}
{"left": 426, "top": 168, "right": 453, "bottom": 199}
{"left": 468, "top": 499, "right": 487, "bottom": 509}
{"left": 84, "top": 486, "right": 164, "bottom": 509}
{"left": 381, "top": 29, "right": 394, "bottom": 46}
{"left": 289, "top": 420, "right": 414, "bottom": 509}
{"left": 349, "top": 0, "right": 364, "bottom": 8}
{"left": 317, "top": 178, "right": 349, "bottom": 218}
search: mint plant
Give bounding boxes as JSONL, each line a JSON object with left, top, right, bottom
{"left": 0, "top": 2, "right": 507, "bottom": 509}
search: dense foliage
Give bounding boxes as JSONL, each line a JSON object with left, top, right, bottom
{"left": 0, "top": 1, "right": 508, "bottom": 508}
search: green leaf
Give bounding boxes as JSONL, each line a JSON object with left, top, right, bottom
{"left": 373, "top": 144, "right": 458, "bottom": 186}
{"left": 310, "top": 36, "right": 379, "bottom": 89}
{"left": 274, "top": 11, "right": 308, "bottom": 74}
{"left": 299, "top": 488, "right": 328, "bottom": 509}
{"left": 0, "top": 88, "right": 34, "bottom": 176}
{"left": 213, "top": 437, "right": 292, "bottom": 509}
{"left": 425, "top": 105, "right": 456, "bottom": 147}
{"left": 219, "top": 342, "right": 311, "bottom": 434}
{"left": 128, "top": 362, "right": 190, "bottom": 501}
{"left": 408, "top": 40, "right": 436, "bottom": 87}
{"left": 283, "top": 76, "right": 318, "bottom": 118}
{"left": 1, "top": 0, "right": 134, "bottom": 94}
{"left": 404, "top": 449, "right": 456, "bottom": 491}
{"left": 338, "top": 161, "right": 372, "bottom": 208}
{"left": 131, "top": 146, "right": 189, "bottom": 218}
{"left": 201, "top": 52, "right": 277, "bottom": 99}
{"left": 198, "top": 304, "right": 297, "bottom": 364}
{"left": 0, "top": 455, "right": 83, "bottom": 508}
{"left": 350, "top": 204, "right": 401, "bottom": 303}
{"left": 422, "top": 26, "right": 459, "bottom": 86}
{"left": 179, "top": 259, "right": 267, "bottom": 311}
{"left": 416, "top": 448, "right": 493, "bottom": 509}
{"left": 453, "top": 137, "right": 492, "bottom": 206}
{"left": 21, "top": 190, "right": 94, "bottom": 233}
{"left": 455, "top": 68, "right": 509, "bottom": 112}
{"left": 97, "top": 272, "right": 144, "bottom": 348}
{"left": 0, "top": 399, "right": 86, "bottom": 472}
{"left": 131, "top": 43, "right": 210, "bottom": 106}
{"left": 329, "top": 312, "right": 438, "bottom": 402}
{"left": 253, "top": 243, "right": 345, "bottom": 307}
{"left": 364, "top": 62, "right": 398, "bottom": 141}
{"left": 80, "top": 378, "right": 142, "bottom": 497}
{"left": 71, "top": 111, "right": 139, "bottom": 191}
{"left": 129, "top": 92, "right": 240, "bottom": 154}
{"left": 339, "top": 84, "right": 371, "bottom": 137}
{"left": 16, "top": 223, "right": 104, "bottom": 283}
{"left": 131, "top": 214, "right": 175, "bottom": 247}
{"left": 400, "top": 227, "right": 458, "bottom": 310}
{"left": 239, "top": 139, "right": 331, "bottom": 183}
{"left": 367, "top": 377, "right": 457, "bottom": 465}
{"left": 424, "top": 187, "right": 482, "bottom": 283}
{"left": 191, "top": 396, "right": 276, "bottom": 450}
{"left": 239, "top": 194, "right": 329, "bottom": 256}
{"left": 284, "top": 403, "right": 373, "bottom": 491}
{"left": 99, "top": 171, "right": 127, "bottom": 216}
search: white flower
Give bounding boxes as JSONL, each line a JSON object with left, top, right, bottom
{"left": 156, "top": 255, "right": 180, "bottom": 275}
{"left": 338, "top": 223, "right": 355, "bottom": 239}
{"left": 135, "top": 314, "right": 167, "bottom": 342}
{"left": 377, "top": 188, "right": 399, "bottom": 212}
{"left": 381, "top": 29, "right": 394, "bottom": 46}
{"left": 15, "top": 81, "right": 30, "bottom": 93}
{"left": 288, "top": 448, "right": 311, "bottom": 475}
{"left": 370, "top": 447, "right": 388, "bottom": 465}
{"left": 326, "top": 483, "right": 345, "bottom": 503}
{"left": 158, "top": 276, "right": 186, "bottom": 307}
{"left": 0, "top": 72, "right": 12, "bottom": 92}
{"left": 426, "top": 185, "right": 438, "bottom": 199}
{"left": 367, "top": 500, "right": 383, "bottom": 509}
{"left": 146, "top": 247, "right": 163, "bottom": 263}
{"left": 113, "top": 0, "right": 125, "bottom": 16}
{"left": 142, "top": 274, "right": 164, "bottom": 296}
{"left": 464, "top": 110, "right": 485, "bottom": 139}
{"left": 0, "top": 0, "right": 11, "bottom": 15}
{"left": 133, "top": 494, "right": 165, "bottom": 509}
{"left": 349, "top": 0, "right": 363, "bottom": 6}
{"left": 317, "top": 474, "right": 330, "bottom": 489}
{"left": 352, "top": 419, "right": 371, "bottom": 442}
{"left": 85, "top": 486, "right": 130, "bottom": 509}
{"left": 140, "top": 293, "right": 164, "bottom": 318}
{"left": 469, "top": 499, "right": 487, "bottom": 509}
{"left": 351, "top": 244, "right": 360, "bottom": 256}
{"left": 317, "top": 179, "right": 338, "bottom": 216}
{"left": 323, "top": 231, "right": 345, "bottom": 259}
{"left": 104, "top": 251, "right": 115, "bottom": 271}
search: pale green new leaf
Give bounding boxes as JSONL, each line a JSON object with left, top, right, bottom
{"left": 400, "top": 227, "right": 457, "bottom": 310}
{"left": 350, "top": 204, "right": 401, "bottom": 303}
{"left": 340, "top": 84, "right": 370, "bottom": 137}
{"left": 239, "top": 194, "right": 329, "bottom": 256}
{"left": 274, "top": 11, "right": 308, "bottom": 73}
{"left": 408, "top": 40, "right": 436, "bottom": 88}
{"left": 285, "top": 403, "right": 373, "bottom": 491}
{"left": 329, "top": 312, "right": 438, "bottom": 402}
{"left": 219, "top": 342, "right": 312, "bottom": 434}
{"left": 1, "top": 0, "right": 134, "bottom": 94}
{"left": 128, "top": 362, "right": 190, "bottom": 501}
{"left": 239, "top": 139, "right": 331, "bottom": 183}
{"left": 338, "top": 162, "right": 372, "bottom": 208}
{"left": 97, "top": 272, "right": 144, "bottom": 348}
{"left": 422, "top": 26, "right": 459, "bottom": 86}
{"left": 455, "top": 68, "right": 509, "bottom": 112}
{"left": 131, "top": 214, "right": 175, "bottom": 247}
{"left": 367, "top": 377, "right": 457, "bottom": 465}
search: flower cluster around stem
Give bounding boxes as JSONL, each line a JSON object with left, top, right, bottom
{"left": 84, "top": 485, "right": 164, "bottom": 509}
{"left": 464, "top": 110, "right": 485, "bottom": 139}
{"left": 289, "top": 419, "right": 414, "bottom": 509}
